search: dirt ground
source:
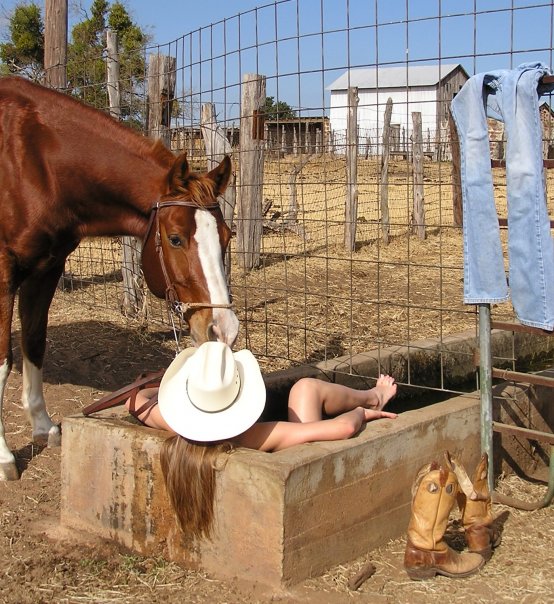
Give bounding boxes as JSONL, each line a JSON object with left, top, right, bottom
{"left": 0, "top": 298, "right": 552, "bottom": 604}
{"left": 1, "top": 158, "right": 552, "bottom": 602}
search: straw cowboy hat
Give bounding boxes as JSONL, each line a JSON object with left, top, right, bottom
{"left": 158, "top": 341, "right": 266, "bottom": 442}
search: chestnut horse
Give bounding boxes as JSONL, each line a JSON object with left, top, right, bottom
{"left": 0, "top": 77, "right": 239, "bottom": 480}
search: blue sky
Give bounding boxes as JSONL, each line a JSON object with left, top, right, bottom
{"left": 0, "top": 1, "right": 279, "bottom": 43}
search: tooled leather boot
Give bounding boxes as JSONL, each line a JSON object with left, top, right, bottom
{"left": 454, "top": 452, "right": 501, "bottom": 561}
{"left": 404, "top": 461, "right": 485, "bottom": 580}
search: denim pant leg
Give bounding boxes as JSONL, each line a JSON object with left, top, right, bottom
{"left": 451, "top": 76, "right": 509, "bottom": 304}
{"left": 503, "top": 68, "right": 554, "bottom": 330}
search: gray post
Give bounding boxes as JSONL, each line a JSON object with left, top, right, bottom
{"left": 380, "top": 98, "right": 393, "bottom": 244}
{"left": 411, "top": 112, "right": 426, "bottom": 240}
{"left": 344, "top": 87, "right": 359, "bottom": 251}
{"left": 479, "top": 303, "right": 495, "bottom": 493}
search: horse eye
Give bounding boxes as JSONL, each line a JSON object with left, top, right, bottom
{"left": 168, "top": 234, "right": 182, "bottom": 247}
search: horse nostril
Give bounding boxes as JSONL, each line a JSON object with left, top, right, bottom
{"left": 207, "top": 323, "right": 218, "bottom": 342}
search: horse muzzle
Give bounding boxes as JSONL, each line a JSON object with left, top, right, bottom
{"left": 188, "top": 306, "right": 239, "bottom": 348}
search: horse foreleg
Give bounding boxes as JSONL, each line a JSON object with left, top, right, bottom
{"left": 0, "top": 257, "right": 18, "bottom": 480}
{"left": 18, "top": 265, "right": 64, "bottom": 448}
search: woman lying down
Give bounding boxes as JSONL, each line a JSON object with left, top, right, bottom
{"left": 126, "top": 342, "right": 398, "bottom": 540}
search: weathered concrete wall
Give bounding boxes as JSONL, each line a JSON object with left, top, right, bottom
{"left": 61, "top": 394, "right": 480, "bottom": 586}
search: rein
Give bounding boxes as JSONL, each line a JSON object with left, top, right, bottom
{"left": 144, "top": 200, "right": 233, "bottom": 316}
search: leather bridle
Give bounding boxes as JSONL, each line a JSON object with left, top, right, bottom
{"left": 143, "top": 200, "right": 233, "bottom": 320}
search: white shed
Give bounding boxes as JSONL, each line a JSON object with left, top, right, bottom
{"left": 327, "top": 64, "right": 468, "bottom": 155}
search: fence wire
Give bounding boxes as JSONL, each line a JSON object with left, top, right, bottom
{"left": 61, "top": 0, "right": 554, "bottom": 395}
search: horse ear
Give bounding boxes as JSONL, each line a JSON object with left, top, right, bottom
{"left": 167, "top": 153, "right": 191, "bottom": 191}
{"left": 207, "top": 155, "right": 232, "bottom": 197}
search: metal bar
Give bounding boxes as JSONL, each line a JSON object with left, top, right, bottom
{"left": 490, "top": 321, "right": 554, "bottom": 337}
{"left": 491, "top": 368, "right": 554, "bottom": 388}
{"left": 479, "top": 304, "right": 494, "bottom": 492}
{"left": 492, "top": 422, "right": 554, "bottom": 446}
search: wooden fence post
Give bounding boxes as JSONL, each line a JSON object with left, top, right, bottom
{"left": 107, "top": 29, "right": 143, "bottom": 317}
{"left": 380, "top": 98, "right": 393, "bottom": 244}
{"left": 106, "top": 29, "right": 121, "bottom": 119}
{"left": 344, "top": 87, "right": 359, "bottom": 251}
{"left": 448, "top": 108, "right": 463, "bottom": 227}
{"left": 44, "top": 0, "right": 67, "bottom": 90}
{"left": 147, "top": 53, "right": 177, "bottom": 147}
{"left": 411, "top": 112, "right": 426, "bottom": 240}
{"left": 201, "top": 102, "right": 237, "bottom": 275}
{"left": 236, "top": 73, "right": 266, "bottom": 271}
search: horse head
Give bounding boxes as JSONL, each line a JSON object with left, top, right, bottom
{"left": 141, "top": 154, "right": 239, "bottom": 347}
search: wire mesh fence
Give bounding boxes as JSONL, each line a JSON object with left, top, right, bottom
{"left": 59, "top": 0, "right": 554, "bottom": 394}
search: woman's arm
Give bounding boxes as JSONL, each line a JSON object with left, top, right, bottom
{"left": 125, "top": 388, "right": 175, "bottom": 432}
{"left": 235, "top": 407, "right": 397, "bottom": 452}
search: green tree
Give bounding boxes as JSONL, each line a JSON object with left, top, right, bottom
{"left": 67, "top": 0, "right": 148, "bottom": 126}
{"left": 0, "top": 1, "right": 148, "bottom": 127}
{"left": 0, "top": 3, "right": 44, "bottom": 79}
{"left": 263, "top": 96, "right": 296, "bottom": 120}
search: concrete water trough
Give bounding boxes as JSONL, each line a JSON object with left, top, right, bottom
{"left": 60, "top": 329, "right": 553, "bottom": 587}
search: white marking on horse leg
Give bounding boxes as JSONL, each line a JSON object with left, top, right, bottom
{"left": 195, "top": 211, "right": 239, "bottom": 346}
{"left": 0, "top": 359, "right": 19, "bottom": 480}
{"left": 22, "top": 357, "right": 61, "bottom": 447}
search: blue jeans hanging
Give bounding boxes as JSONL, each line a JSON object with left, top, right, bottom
{"left": 451, "top": 62, "right": 554, "bottom": 331}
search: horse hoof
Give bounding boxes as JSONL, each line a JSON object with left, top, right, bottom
{"left": 33, "top": 425, "right": 61, "bottom": 447}
{"left": 47, "top": 427, "right": 62, "bottom": 448}
{"left": 0, "top": 461, "right": 20, "bottom": 481}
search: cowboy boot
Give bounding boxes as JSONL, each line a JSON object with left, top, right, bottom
{"left": 454, "top": 453, "right": 501, "bottom": 561}
{"left": 404, "top": 462, "right": 485, "bottom": 580}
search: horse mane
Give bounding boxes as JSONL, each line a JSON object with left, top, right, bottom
{"left": 159, "top": 434, "right": 234, "bottom": 540}
{"left": 170, "top": 173, "right": 221, "bottom": 208}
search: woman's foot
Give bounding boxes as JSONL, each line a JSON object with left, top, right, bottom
{"left": 367, "top": 374, "right": 397, "bottom": 410}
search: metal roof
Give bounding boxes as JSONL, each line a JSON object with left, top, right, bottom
{"left": 327, "top": 64, "right": 464, "bottom": 90}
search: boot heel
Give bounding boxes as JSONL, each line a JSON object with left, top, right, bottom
{"left": 405, "top": 567, "right": 437, "bottom": 581}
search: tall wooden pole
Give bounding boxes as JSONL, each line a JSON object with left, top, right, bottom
{"left": 236, "top": 73, "right": 266, "bottom": 271}
{"left": 147, "top": 54, "right": 177, "bottom": 147}
{"left": 448, "top": 109, "right": 463, "bottom": 227}
{"left": 107, "top": 29, "right": 143, "bottom": 317}
{"left": 201, "top": 102, "right": 237, "bottom": 275}
{"left": 344, "top": 87, "right": 359, "bottom": 251}
{"left": 380, "top": 98, "right": 393, "bottom": 244}
{"left": 44, "top": 0, "right": 67, "bottom": 90}
{"left": 411, "top": 112, "right": 426, "bottom": 240}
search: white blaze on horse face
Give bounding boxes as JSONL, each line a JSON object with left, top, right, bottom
{"left": 22, "top": 357, "right": 60, "bottom": 446}
{"left": 194, "top": 210, "right": 239, "bottom": 346}
{"left": 0, "top": 359, "right": 16, "bottom": 468}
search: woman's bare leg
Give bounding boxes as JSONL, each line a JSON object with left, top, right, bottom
{"left": 288, "top": 375, "right": 397, "bottom": 422}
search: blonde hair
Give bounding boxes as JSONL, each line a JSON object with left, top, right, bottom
{"left": 159, "top": 434, "right": 234, "bottom": 540}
